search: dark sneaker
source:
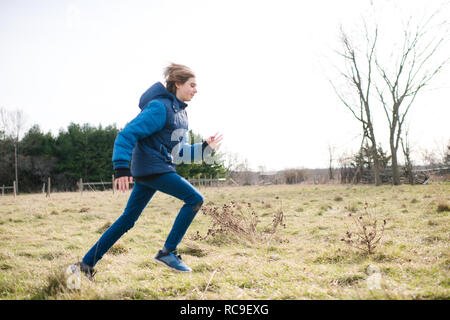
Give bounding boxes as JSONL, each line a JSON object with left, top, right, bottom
{"left": 154, "top": 250, "right": 192, "bottom": 272}
{"left": 67, "top": 261, "right": 96, "bottom": 280}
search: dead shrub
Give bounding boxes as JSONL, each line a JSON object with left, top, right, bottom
{"left": 432, "top": 183, "right": 449, "bottom": 213}
{"left": 193, "top": 197, "right": 286, "bottom": 245}
{"left": 341, "top": 202, "right": 387, "bottom": 255}
{"left": 437, "top": 201, "right": 449, "bottom": 212}
{"left": 97, "top": 221, "right": 112, "bottom": 233}
{"left": 109, "top": 243, "right": 129, "bottom": 255}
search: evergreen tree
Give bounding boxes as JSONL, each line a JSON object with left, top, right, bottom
{"left": 18, "top": 125, "right": 57, "bottom": 192}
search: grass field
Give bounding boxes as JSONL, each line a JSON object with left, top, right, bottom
{"left": 0, "top": 182, "right": 449, "bottom": 300}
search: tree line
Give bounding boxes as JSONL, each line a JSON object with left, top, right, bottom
{"left": 0, "top": 120, "right": 226, "bottom": 193}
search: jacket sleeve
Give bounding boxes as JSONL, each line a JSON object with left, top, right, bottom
{"left": 112, "top": 100, "right": 166, "bottom": 177}
{"left": 178, "top": 130, "right": 210, "bottom": 163}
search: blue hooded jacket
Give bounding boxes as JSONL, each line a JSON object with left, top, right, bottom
{"left": 112, "top": 82, "right": 208, "bottom": 178}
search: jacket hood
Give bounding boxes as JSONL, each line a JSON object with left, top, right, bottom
{"left": 138, "top": 82, "right": 187, "bottom": 110}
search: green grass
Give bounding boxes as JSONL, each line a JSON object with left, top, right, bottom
{"left": 0, "top": 183, "right": 448, "bottom": 300}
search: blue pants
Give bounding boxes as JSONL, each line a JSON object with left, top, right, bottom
{"left": 82, "top": 172, "right": 204, "bottom": 267}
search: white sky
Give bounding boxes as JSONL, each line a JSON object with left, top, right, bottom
{"left": 1, "top": 0, "right": 449, "bottom": 171}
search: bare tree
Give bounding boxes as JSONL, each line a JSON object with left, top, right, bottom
{"left": 257, "top": 165, "right": 266, "bottom": 174}
{"left": 418, "top": 138, "right": 449, "bottom": 169}
{"left": 435, "top": 138, "right": 450, "bottom": 166}
{"left": 224, "top": 151, "right": 243, "bottom": 173}
{"left": 375, "top": 10, "right": 450, "bottom": 185}
{"left": 0, "top": 107, "right": 27, "bottom": 193}
{"left": 446, "top": 140, "right": 450, "bottom": 165}
{"left": 331, "top": 25, "right": 383, "bottom": 185}
{"left": 332, "top": 4, "right": 449, "bottom": 186}
{"left": 421, "top": 148, "right": 440, "bottom": 168}
{"left": 328, "top": 144, "right": 336, "bottom": 181}
{"left": 400, "top": 129, "right": 414, "bottom": 184}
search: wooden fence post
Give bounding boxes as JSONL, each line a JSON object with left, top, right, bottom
{"left": 13, "top": 181, "right": 16, "bottom": 199}
{"left": 46, "top": 177, "right": 51, "bottom": 197}
{"left": 79, "top": 178, "right": 83, "bottom": 195}
{"left": 42, "top": 183, "right": 45, "bottom": 194}
{"left": 2, "top": 185, "right": 4, "bottom": 196}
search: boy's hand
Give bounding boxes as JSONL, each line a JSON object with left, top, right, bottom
{"left": 115, "top": 176, "right": 133, "bottom": 192}
{"left": 206, "top": 132, "right": 223, "bottom": 150}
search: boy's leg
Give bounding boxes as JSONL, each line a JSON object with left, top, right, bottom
{"left": 139, "top": 172, "right": 204, "bottom": 252}
{"left": 82, "top": 181, "right": 156, "bottom": 267}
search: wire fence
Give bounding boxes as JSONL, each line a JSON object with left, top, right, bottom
{"left": 77, "top": 175, "right": 229, "bottom": 195}
{"left": 2, "top": 166, "right": 446, "bottom": 198}
{"left": 1, "top": 184, "right": 15, "bottom": 197}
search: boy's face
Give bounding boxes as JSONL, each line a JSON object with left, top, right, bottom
{"left": 176, "top": 77, "right": 197, "bottom": 102}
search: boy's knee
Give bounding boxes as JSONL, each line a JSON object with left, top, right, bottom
{"left": 193, "top": 200, "right": 203, "bottom": 212}
{"left": 190, "top": 193, "right": 204, "bottom": 211}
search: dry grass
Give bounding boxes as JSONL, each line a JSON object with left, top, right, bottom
{"left": 0, "top": 182, "right": 449, "bottom": 300}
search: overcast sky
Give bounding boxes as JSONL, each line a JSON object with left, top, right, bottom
{"left": 1, "top": 0, "right": 449, "bottom": 171}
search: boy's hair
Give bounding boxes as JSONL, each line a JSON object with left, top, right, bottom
{"left": 163, "top": 63, "right": 195, "bottom": 95}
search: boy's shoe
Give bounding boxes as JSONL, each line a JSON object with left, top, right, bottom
{"left": 67, "top": 261, "right": 96, "bottom": 280}
{"left": 154, "top": 250, "right": 192, "bottom": 272}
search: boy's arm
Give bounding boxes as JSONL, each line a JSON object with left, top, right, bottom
{"left": 112, "top": 100, "right": 166, "bottom": 178}
{"left": 178, "top": 130, "right": 210, "bottom": 163}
